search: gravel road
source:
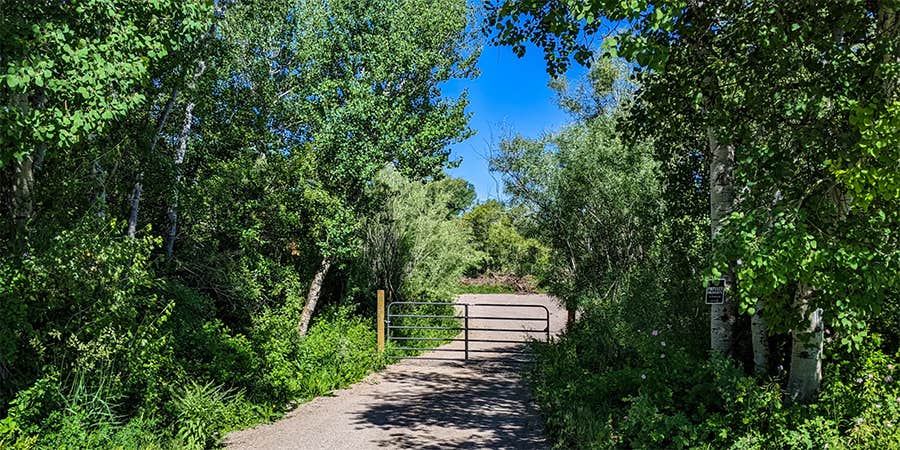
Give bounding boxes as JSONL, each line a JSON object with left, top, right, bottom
{"left": 224, "top": 293, "right": 565, "bottom": 450}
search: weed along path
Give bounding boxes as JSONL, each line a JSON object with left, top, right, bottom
{"left": 224, "top": 293, "right": 565, "bottom": 449}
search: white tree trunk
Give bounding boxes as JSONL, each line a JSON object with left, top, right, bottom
{"left": 788, "top": 284, "right": 823, "bottom": 403}
{"left": 165, "top": 101, "right": 194, "bottom": 259}
{"left": 126, "top": 176, "right": 143, "bottom": 238}
{"left": 128, "top": 87, "right": 180, "bottom": 239}
{"left": 708, "top": 128, "right": 736, "bottom": 354}
{"left": 751, "top": 300, "right": 770, "bottom": 374}
{"left": 298, "top": 258, "right": 332, "bottom": 336}
{"left": 12, "top": 153, "right": 34, "bottom": 238}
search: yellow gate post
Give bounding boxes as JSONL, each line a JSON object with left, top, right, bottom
{"left": 377, "top": 289, "right": 385, "bottom": 353}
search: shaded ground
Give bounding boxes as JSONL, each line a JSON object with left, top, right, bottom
{"left": 224, "top": 293, "right": 565, "bottom": 450}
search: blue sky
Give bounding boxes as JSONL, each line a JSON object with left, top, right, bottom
{"left": 442, "top": 44, "right": 587, "bottom": 201}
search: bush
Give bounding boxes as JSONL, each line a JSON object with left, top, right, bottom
{"left": 529, "top": 307, "right": 900, "bottom": 449}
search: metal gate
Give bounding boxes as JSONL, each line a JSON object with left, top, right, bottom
{"left": 385, "top": 301, "right": 550, "bottom": 360}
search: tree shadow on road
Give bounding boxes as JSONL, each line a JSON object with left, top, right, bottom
{"left": 351, "top": 345, "right": 547, "bottom": 449}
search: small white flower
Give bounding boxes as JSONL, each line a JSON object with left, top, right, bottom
{"left": 856, "top": 378, "right": 864, "bottom": 384}
{"left": 886, "top": 375, "right": 893, "bottom": 383}
{"left": 856, "top": 417, "right": 865, "bottom": 425}
{"left": 660, "top": 353, "right": 666, "bottom": 359}
{"left": 888, "top": 422, "right": 894, "bottom": 428}
{"left": 868, "top": 373, "right": 874, "bottom": 379}
{"left": 889, "top": 364, "right": 895, "bottom": 370}
{"left": 661, "top": 341, "right": 667, "bottom": 347}
{"left": 651, "top": 330, "right": 659, "bottom": 336}
{"left": 641, "top": 374, "right": 646, "bottom": 380}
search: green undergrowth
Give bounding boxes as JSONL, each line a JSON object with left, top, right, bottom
{"left": 529, "top": 308, "right": 900, "bottom": 450}
{"left": 0, "top": 299, "right": 388, "bottom": 449}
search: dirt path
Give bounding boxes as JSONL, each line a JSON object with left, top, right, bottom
{"left": 224, "top": 293, "right": 565, "bottom": 450}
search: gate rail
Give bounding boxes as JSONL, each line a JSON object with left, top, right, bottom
{"left": 385, "top": 300, "right": 550, "bottom": 360}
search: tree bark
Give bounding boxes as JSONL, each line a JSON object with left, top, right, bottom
{"left": 165, "top": 101, "right": 194, "bottom": 259}
{"left": 708, "top": 127, "right": 736, "bottom": 355}
{"left": 751, "top": 300, "right": 770, "bottom": 374}
{"left": 787, "top": 284, "right": 823, "bottom": 403}
{"left": 12, "top": 153, "right": 34, "bottom": 243}
{"left": 126, "top": 175, "right": 143, "bottom": 238}
{"left": 128, "top": 86, "right": 180, "bottom": 239}
{"left": 298, "top": 258, "right": 332, "bottom": 336}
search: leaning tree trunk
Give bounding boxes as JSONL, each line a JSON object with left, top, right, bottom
{"left": 788, "top": 284, "right": 823, "bottom": 403}
{"left": 751, "top": 300, "right": 770, "bottom": 374}
{"left": 708, "top": 128, "right": 737, "bottom": 355}
{"left": 128, "top": 86, "right": 180, "bottom": 239}
{"left": 164, "top": 100, "right": 195, "bottom": 259}
{"left": 126, "top": 175, "right": 143, "bottom": 238}
{"left": 298, "top": 258, "right": 332, "bottom": 336}
{"left": 164, "top": 61, "right": 206, "bottom": 258}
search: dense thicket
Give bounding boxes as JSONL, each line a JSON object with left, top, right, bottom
{"left": 461, "top": 200, "right": 550, "bottom": 283}
{"left": 0, "top": 0, "right": 479, "bottom": 446}
{"left": 488, "top": 1, "right": 900, "bottom": 447}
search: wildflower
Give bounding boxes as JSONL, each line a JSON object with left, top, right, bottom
{"left": 777, "top": 365, "right": 784, "bottom": 372}
{"left": 641, "top": 374, "right": 646, "bottom": 380}
{"left": 868, "top": 373, "right": 874, "bottom": 379}
{"left": 889, "top": 364, "right": 894, "bottom": 370}
{"left": 856, "top": 378, "right": 864, "bottom": 384}
{"left": 886, "top": 375, "right": 893, "bottom": 383}
{"left": 660, "top": 353, "right": 666, "bottom": 359}
{"left": 651, "top": 330, "right": 659, "bottom": 336}
{"left": 856, "top": 417, "right": 864, "bottom": 425}
{"left": 889, "top": 422, "right": 895, "bottom": 428}
{"left": 660, "top": 341, "right": 667, "bottom": 347}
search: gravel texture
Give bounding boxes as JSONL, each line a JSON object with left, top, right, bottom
{"left": 224, "top": 293, "right": 565, "bottom": 450}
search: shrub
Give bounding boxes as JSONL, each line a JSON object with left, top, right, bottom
{"left": 529, "top": 307, "right": 900, "bottom": 449}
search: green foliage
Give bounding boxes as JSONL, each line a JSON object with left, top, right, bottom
{"left": 357, "top": 166, "right": 480, "bottom": 301}
{"left": 168, "top": 381, "right": 233, "bottom": 449}
{"left": 0, "top": 305, "right": 385, "bottom": 448}
{"left": 492, "top": 106, "right": 670, "bottom": 311}
{"left": 531, "top": 308, "right": 900, "bottom": 449}
{"left": 0, "top": 219, "right": 169, "bottom": 405}
{"left": 835, "top": 101, "right": 900, "bottom": 208}
{"left": 0, "top": 0, "right": 208, "bottom": 165}
{"left": 463, "top": 200, "right": 551, "bottom": 280}
{"left": 1, "top": 0, "right": 480, "bottom": 446}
